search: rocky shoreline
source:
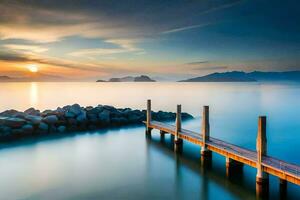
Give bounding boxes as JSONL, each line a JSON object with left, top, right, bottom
{"left": 0, "top": 104, "right": 193, "bottom": 141}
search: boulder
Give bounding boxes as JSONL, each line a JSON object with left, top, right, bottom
{"left": 0, "top": 109, "right": 20, "bottom": 117}
{"left": 182, "top": 112, "right": 193, "bottom": 120}
{"left": 69, "top": 104, "right": 82, "bottom": 116}
{"left": 98, "top": 110, "right": 110, "bottom": 124}
{"left": 111, "top": 117, "right": 128, "bottom": 125}
{"left": 87, "top": 113, "right": 97, "bottom": 120}
{"left": 0, "top": 117, "right": 26, "bottom": 128}
{"left": 41, "top": 110, "right": 54, "bottom": 116}
{"left": 68, "top": 118, "right": 77, "bottom": 126}
{"left": 43, "top": 115, "right": 58, "bottom": 124}
{"left": 38, "top": 122, "right": 48, "bottom": 134}
{"left": 57, "top": 126, "right": 66, "bottom": 133}
{"left": 49, "top": 125, "right": 57, "bottom": 133}
{"left": 25, "top": 115, "right": 43, "bottom": 125}
{"left": 128, "top": 114, "right": 141, "bottom": 123}
{"left": 0, "top": 125, "right": 11, "bottom": 136}
{"left": 24, "top": 108, "right": 40, "bottom": 116}
{"left": 103, "top": 105, "right": 117, "bottom": 112}
{"left": 21, "top": 124, "right": 34, "bottom": 134}
{"left": 65, "top": 111, "right": 76, "bottom": 118}
{"left": 76, "top": 112, "right": 87, "bottom": 123}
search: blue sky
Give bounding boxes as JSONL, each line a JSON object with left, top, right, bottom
{"left": 0, "top": 0, "right": 299, "bottom": 80}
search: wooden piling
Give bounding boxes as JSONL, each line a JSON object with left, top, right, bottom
{"left": 201, "top": 106, "right": 211, "bottom": 157}
{"left": 174, "top": 104, "right": 183, "bottom": 152}
{"left": 146, "top": 99, "right": 152, "bottom": 136}
{"left": 160, "top": 130, "right": 166, "bottom": 142}
{"left": 256, "top": 116, "right": 269, "bottom": 196}
{"left": 279, "top": 179, "right": 287, "bottom": 199}
{"left": 226, "top": 157, "right": 243, "bottom": 178}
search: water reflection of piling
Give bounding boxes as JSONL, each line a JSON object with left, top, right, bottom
{"left": 160, "top": 130, "right": 166, "bottom": 143}
{"left": 279, "top": 179, "right": 287, "bottom": 199}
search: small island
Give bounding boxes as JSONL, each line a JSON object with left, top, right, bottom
{"left": 97, "top": 75, "right": 156, "bottom": 82}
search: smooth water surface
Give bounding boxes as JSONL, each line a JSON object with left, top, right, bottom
{"left": 0, "top": 82, "right": 300, "bottom": 199}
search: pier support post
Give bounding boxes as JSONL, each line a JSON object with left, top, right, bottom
{"left": 226, "top": 157, "right": 244, "bottom": 178}
{"left": 201, "top": 106, "right": 212, "bottom": 157}
{"left": 146, "top": 99, "right": 152, "bottom": 137}
{"left": 174, "top": 104, "right": 183, "bottom": 153}
{"left": 256, "top": 116, "right": 269, "bottom": 197}
{"left": 160, "top": 130, "right": 166, "bottom": 142}
{"left": 279, "top": 179, "right": 287, "bottom": 199}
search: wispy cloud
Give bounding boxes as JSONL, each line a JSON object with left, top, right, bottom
{"left": 69, "top": 39, "right": 143, "bottom": 57}
{"left": 69, "top": 48, "right": 132, "bottom": 57}
{"left": 3, "top": 44, "right": 48, "bottom": 53}
{"left": 0, "top": 51, "right": 110, "bottom": 72}
{"left": 162, "top": 23, "right": 212, "bottom": 34}
{"left": 186, "top": 61, "right": 209, "bottom": 65}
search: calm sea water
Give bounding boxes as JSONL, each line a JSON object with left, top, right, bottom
{"left": 0, "top": 82, "right": 300, "bottom": 199}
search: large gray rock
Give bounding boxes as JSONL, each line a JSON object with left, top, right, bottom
{"left": 69, "top": 104, "right": 82, "bottom": 116}
{"left": 87, "top": 113, "right": 97, "bottom": 120}
{"left": 24, "top": 108, "right": 40, "bottom": 116}
{"left": 57, "top": 126, "right": 66, "bottom": 133}
{"left": 0, "top": 109, "right": 20, "bottom": 117}
{"left": 0, "top": 125, "right": 11, "bottom": 136}
{"left": 128, "top": 114, "right": 141, "bottom": 123}
{"left": 25, "top": 115, "right": 43, "bottom": 125}
{"left": 98, "top": 110, "right": 110, "bottom": 124}
{"left": 65, "top": 111, "right": 76, "bottom": 118}
{"left": 38, "top": 122, "right": 48, "bottom": 134}
{"left": 43, "top": 115, "right": 58, "bottom": 124}
{"left": 76, "top": 112, "right": 87, "bottom": 123}
{"left": 21, "top": 124, "right": 34, "bottom": 134}
{"left": 0, "top": 117, "right": 26, "bottom": 128}
{"left": 111, "top": 117, "right": 128, "bottom": 125}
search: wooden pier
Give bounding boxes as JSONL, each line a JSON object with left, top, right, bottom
{"left": 144, "top": 100, "right": 300, "bottom": 197}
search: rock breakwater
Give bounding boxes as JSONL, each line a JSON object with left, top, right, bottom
{"left": 0, "top": 104, "right": 193, "bottom": 141}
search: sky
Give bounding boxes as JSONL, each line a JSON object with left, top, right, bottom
{"left": 0, "top": 0, "right": 299, "bottom": 81}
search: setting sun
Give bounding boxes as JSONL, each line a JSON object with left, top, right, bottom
{"left": 27, "top": 64, "right": 39, "bottom": 73}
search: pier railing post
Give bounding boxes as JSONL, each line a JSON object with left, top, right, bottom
{"left": 256, "top": 116, "right": 269, "bottom": 197}
{"left": 201, "top": 106, "right": 211, "bottom": 157}
{"left": 174, "top": 104, "right": 183, "bottom": 152}
{"left": 146, "top": 99, "right": 152, "bottom": 136}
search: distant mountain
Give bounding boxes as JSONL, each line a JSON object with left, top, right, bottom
{"left": 0, "top": 73, "right": 65, "bottom": 82}
{"left": 0, "top": 76, "right": 12, "bottom": 81}
{"left": 247, "top": 71, "right": 300, "bottom": 81}
{"left": 179, "top": 71, "right": 256, "bottom": 82}
{"left": 179, "top": 71, "right": 300, "bottom": 82}
{"left": 97, "top": 75, "right": 156, "bottom": 82}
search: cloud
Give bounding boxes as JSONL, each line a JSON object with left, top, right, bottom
{"left": 186, "top": 61, "right": 210, "bottom": 65}
{"left": 0, "top": 1, "right": 241, "bottom": 42}
{"left": 0, "top": 51, "right": 110, "bottom": 72}
{"left": 3, "top": 44, "right": 48, "bottom": 53}
{"left": 69, "top": 48, "right": 133, "bottom": 57}
{"left": 69, "top": 39, "right": 143, "bottom": 57}
{"left": 162, "top": 23, "right": 212, "bottom": 34}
